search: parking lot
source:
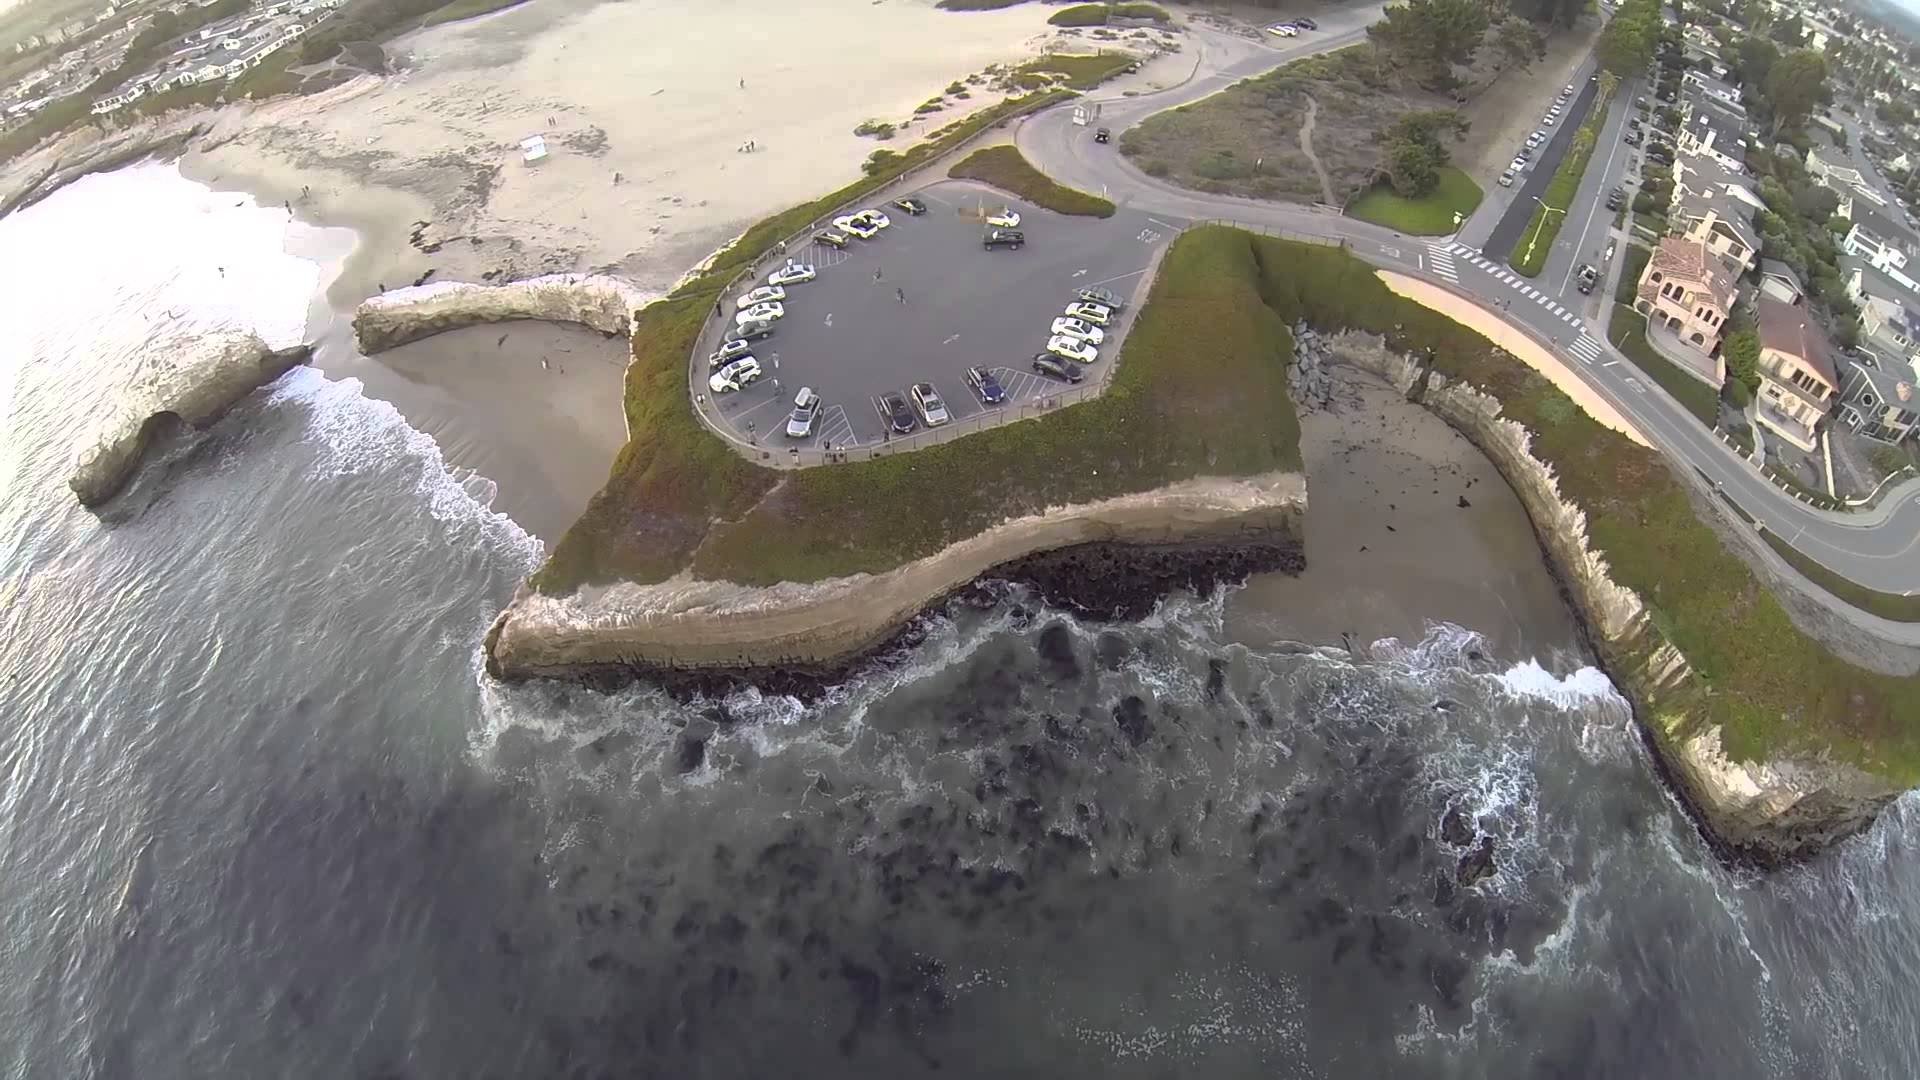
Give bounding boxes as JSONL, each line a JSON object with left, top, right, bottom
{"left": 696, "top": 179, "right": 1175, "bottom": 451}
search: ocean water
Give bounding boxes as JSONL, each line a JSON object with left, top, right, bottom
{"left": 1, "top": 163, "right": 1917, "bottom": 1078}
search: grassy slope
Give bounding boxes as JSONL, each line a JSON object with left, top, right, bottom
{"left": 1251, "top": 239, "right": 1920, "bottom": 781}
{"left": 948, "top": 145, "right": 1116, "bottom": 217}
{"left": 1016, "top": 53, "right": 1135, "bottom": 91}
{"left": 1605, "top": 302, "right": 1720, "bottom": 427}
{"left": 1614, "top": 242, "right": 1650, "bottom": 305}
{"left": 1345, "top": 167, "right": 1483, "bottom": 235}
{"left": 692, "top": 227, "right": 1300, "bottom": 583}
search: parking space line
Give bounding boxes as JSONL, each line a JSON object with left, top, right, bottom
{"left": 1082, "top": 267, "right": 1148, "bottom": 290}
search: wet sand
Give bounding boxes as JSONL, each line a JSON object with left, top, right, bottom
{"left": 313, "top": 319, "right": 630, "bottom": 542}
{"left": 1226, "top": 363, "right": 1587, "bottom": 668}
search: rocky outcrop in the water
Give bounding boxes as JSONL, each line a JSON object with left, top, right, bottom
{"left": 352, "top": 274, "right": 652, "bottom": 353}
{"left": 1328, "top": 326, "right": 1902, "bottom": 864}
{"left": 485, "top": 471, "right": 1307, "bottom": 685}
{"left": 68, "top": 330, "right": 310, "bottom": 507}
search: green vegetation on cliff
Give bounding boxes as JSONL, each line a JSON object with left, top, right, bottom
{"left": 1345, "top": 166, "right": 1482, "bottom": 235}
{"left": 948, "top": 145, "right": 1117, "bottom": 217}
{"left": 1251, "top": 238, "right": 1920, "bottom": 781}
{"left": 532, "top": 97, "right": 1295, "bottom": 591}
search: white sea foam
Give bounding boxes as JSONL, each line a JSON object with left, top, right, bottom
{"left": 1493, "top": 660, "right": 1625, "bottom": 710}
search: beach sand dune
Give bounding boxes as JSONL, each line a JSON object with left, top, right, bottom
{"left": 182, "top": 0, "right": 1069, "bottom": 305}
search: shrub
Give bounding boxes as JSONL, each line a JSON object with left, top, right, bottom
{"left": 853, "top": 119, "right": 897, "bottom": 140}
{"left": 1048, "top": 3, "right": 1112, "bottom": 26}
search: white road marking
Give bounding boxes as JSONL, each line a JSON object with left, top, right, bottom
{"left": 1602, "top": 360, "right": 1619, "bottom": 367}
{"left": 1072, "top": 268, "right": 1089, "bottom": 277}
{"left": 943, "top": 334, "right": 960, "bottom": 345}
{"left": 824, "top": 313, "right": 833, "bottom": 327}
{"left": 1148, "top": 218, "right": 1176, "bottom": 229}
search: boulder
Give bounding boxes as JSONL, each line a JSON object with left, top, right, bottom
{"left": 68, "top": 330, "right": 311, "bottom": 507}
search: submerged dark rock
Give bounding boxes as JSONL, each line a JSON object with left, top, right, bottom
{"left": 1112, "top": 696, "right": 1152, "bottom": 747}
{"left": 1456, "top": 835, "right": 1497, "bottom": 886}
{"left": 1439, "top": 806, "right": 1474, "bottom": 847}
{"left": 1035, "top": 622, "right": 1081, "bottom": 682}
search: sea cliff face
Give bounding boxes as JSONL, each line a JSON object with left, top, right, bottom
{"left": 352, "top": 274, "right": 653, "bottom": 354}
{"left": 68, "top": 329, "right": 311, "bottom": 507}
{"left": 1329, "top": 330, "right": 1902, "bottom": 863}
{"left": 486, "top": 471, "right": 1307, "bottom": 682}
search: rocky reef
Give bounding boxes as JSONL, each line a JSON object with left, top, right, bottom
{"left": 352, "top": 273, "right": 653, "bottom": 354}
{"left": 68, "top": 330, "right": 311, "bottom": 507}
{"left": 485, "top": 471, "right": 1307, "bottom": 686}
{"left": 1325, "top": 318, "right": 1902, "bottom": 863}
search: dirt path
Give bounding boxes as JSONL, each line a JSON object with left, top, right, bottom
{"left": 1298, "top": 95, "right": 1336, "bottom": 206}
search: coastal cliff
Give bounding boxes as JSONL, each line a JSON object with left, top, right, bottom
{"left": 352, "top": 274, "right": 653, "bottom": 354}
{"left": 1329, "top": 329, "right": 1903, "bottom": 862}
{"left": 68, "top": 329, "right": 311, "bottom": 507}
{"left": 486, "top": 471, "right": 1306, "bottom": 682}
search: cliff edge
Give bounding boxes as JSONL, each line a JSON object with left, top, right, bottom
{"left": 68, "top": 329, "right": 311, "bottom": 507}
{"left": 1332, "top": 320, "right": 1902, "bottom": 863}
{"left": 486, "top": 470, "right": 1307, "bottom": 682}
{"left": 352, "top": 273, "right": 653, "bottom": 354}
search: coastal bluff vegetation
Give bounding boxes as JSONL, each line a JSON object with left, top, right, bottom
{"left": 498, "top": 219, "right": 1920, "bottom": 861}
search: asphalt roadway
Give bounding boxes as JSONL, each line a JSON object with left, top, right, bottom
{"left": 702, "top": 181, "right": 1166, "bottom": 448}
{"left": 1011, "top": 17, "right": 1920, "bottom": 606}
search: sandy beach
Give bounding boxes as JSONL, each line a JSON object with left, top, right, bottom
{"left": 1226, "top": 360, "right": 1587, "bottom": 667}
{"left": 176, "top": 0, "right": 1114, "bottom": 306}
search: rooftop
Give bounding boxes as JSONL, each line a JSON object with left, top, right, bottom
{"left": 1647, "top": 234, "right": 1736, "bottom": 311}
{"left": 1673, "top": 189, "right": 1759, "bottom": 253}
{"left": 1848, "top": 201, "right": 1920, "bottom": 254}
{"left": 1846, "top": 358, "right": 1920, "bottom": 413}
{"left": 1757, "top": 294, "right": 1839, "bottom": 388}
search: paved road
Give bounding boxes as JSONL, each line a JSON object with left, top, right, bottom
{"left": 1015, "top": 23, "right": 1920, "bottom": 604}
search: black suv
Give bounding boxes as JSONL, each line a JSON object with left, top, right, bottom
{"left": 984, "top": 229, "right": 1025, "bottom": 250}
{"left": 892, "top": 196, "right": 927, "bottom": 216}
{"left": 878, "top": 392, "right": 917, "bottom": 435}
{"left": 1094, "top": 127, "right": 1111, "bottom": 144}
{"left": 1606, "top": 188, "right": 1626, "bottom": 210}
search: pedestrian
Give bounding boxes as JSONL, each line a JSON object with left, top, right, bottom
{"left": 302, "top": 185, "right": 310, "bottom": 199}
{"left": 874, "top": 267, "right": 883, "bottom": 282}
{"left": 896, "top": 286, "right": 906, "bottom": 305}
{"left": 715, "top": 300, "right": 723, "bottom": 317}
{"left": 739, "top": 77, "right": 745, "bottom": 89}
{"left": 772, "top": 377, "right": 781, "bottom": 393}
{"left": 284, "top": 199, "right": 291, "bottom": 212}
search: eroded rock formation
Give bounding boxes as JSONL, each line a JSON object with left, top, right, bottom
{"left": 68, "top": 329, "right": 310, "bottom": 507}
{"left": 352, "top": 273, "right": 652, "bottom": 354}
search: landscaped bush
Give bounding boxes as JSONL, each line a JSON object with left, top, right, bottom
{"left": 1048, "top": 3, "right": 1113, "bottom": 26}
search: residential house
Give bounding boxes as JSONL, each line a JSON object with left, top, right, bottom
{"left": 1754, "top": 294, "right": 1841, "bottom": 451}
{"left": 1841, "top": 202, "right": 1919, "bottom": 280}
{"left": 1844, "top": 256, "right": 1920, "bottom": 374}
{"left": 1807, "top": 147, "right": 1888, "bottom": 206}
{"left": 1677, "top": 91, "right": 1749, "bottom": 172}
{"left": 1760, "top": 258, "right": 1805, "bottom": 302}
{"left": 1681, "top": 69, "right": 1745, "bottom": 113}
{"left": 1670, "top": 192, "right": 1760, "bottom": 275}
{"left": 1635, "top": 234, "right": 1736, "bottom": 364}
{"left": 1837, "top": 357, "right": 1920, "bottom": 443}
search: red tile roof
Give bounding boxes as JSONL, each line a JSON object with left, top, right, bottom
{"left": 1642, "top": 235, "right": 1734, "bottom": 311}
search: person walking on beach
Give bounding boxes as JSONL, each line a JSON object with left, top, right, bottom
{"left": 873, "top": 267, "right": 883, "bottom": 282}
{"left": 896, "top": 286, "right": 906, "bottom": 305}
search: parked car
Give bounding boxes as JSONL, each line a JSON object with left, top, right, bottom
{"left": 1046, "top": 335, "right": 1098, "bottom": 364}
{"left": 709, "top": 339, "right": 753, "bottom": 368}
{"left": 986, "top": 209, "right": 1021, "bottom": 228}
{"left": 737, "top": 302, "right": 784, "bottom": 326}
{"left": 852, "top": 208, "right": 891, "bottom": 230}
{"left": 1294, "top": 16, "right": 1317, "bottom": 28}
{"left": 1076, "top": 285, "right": 1126, "bottom": 310}
{"left": 785, "top": 387, "right": 820, "bottom": 437}
{"left": 734, "top": 319, "right": 775, "bottom": 341}
{"left": 1031, "top": 354, "right": 1084, "bottom": 383}
{"left": 1541, "top": 115, "right": 1556, "bottom": 127}
{"left": 983, "top": 228, "right": 1026, "bottom": 250}
{"left": 1526, "top": 130, "right": 1546, "bottom": 147}
{"left": 736, "top": 284, "right": 786, "bottom": 309}
{"left": 1094, "top": 127, "right": 1111, "bottom": 144}
{"left": 767, "top": 262, "right": 816, "bottom": 286}
{"left": 1266, "top": 22, "right": 1298, "bottom": 36}
{"left": 709, "top": 357, "right": 762, "bottom": 394}
{"left": 1576, "top": 264, "right": 1598, "bottom": 295}
{"left": 1623, "top": 130, "right": 1642, "bottom": 146}
{"left": 892, "top": 196, "right": 928, "bottom": 216}
{"left": 1498, "top": 170, "right": 1516, "bottom": 187}
{"left": 1548, "top": 103, "right": 1563, "bottom": 117}
{"left": 1064, "top": 301, "right": 1112, "bottom": 325}
{"left": 1606, "top": 188, "right": 1626, "bottom": 210}
{"left": 966, "top": 365, "right": 1006, "bottom": 405}
{"left": 910, "top": 383, "right": 951, "bottom": 426}
{"left": 1515, "top": 144, "right": 1531, "bottom": 161}
{"left": 834, "top": 215, "right": 878, "bottom": 239}
{"left": 1051, "top": 316, "right": 1105, "bottom": 345}
{"left": 878, "top": 392, "right": 916, "bottom": 435}
{"left": 814, "top": 230, "right": 849, "bottom": 249}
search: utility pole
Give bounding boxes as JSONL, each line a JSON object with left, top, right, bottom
{"left": 1521, "top": 197, "right": 1567, "bottom": 268}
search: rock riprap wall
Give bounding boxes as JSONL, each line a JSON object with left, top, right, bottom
{"left": 352, "top": 274, "right": 652, "bottom": 354}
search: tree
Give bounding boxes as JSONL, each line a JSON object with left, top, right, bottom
{"left": 1497, "top": 18, "right": 1545, "bottom": 64}
{"left": 1386, "top": 138, "right": 1444, "bottom": 196}
{"left": 1764, "top": 49, "right": 1828, "bottom": 135}
{"left": 1736, "top": 34, "right": 1780, "bottom": 89}
{"left": 1792, "top": 183, "right": 1838, "bottom": 221}
{"left": 1597, "top": 0, "right": 1660, "bottom": 75}
{"left": 1722, "top": 328, "right": 1761, "bottom": 391}
{"left": 1770, "top": 14, "right": 1807, "bottom": 47}
{"left": 1369, "top": 0, "right": 1489, "bottom": 87}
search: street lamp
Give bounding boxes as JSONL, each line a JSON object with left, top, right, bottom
{"left": 1520, "top": 196, "right": 1566, "bottom": 267}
